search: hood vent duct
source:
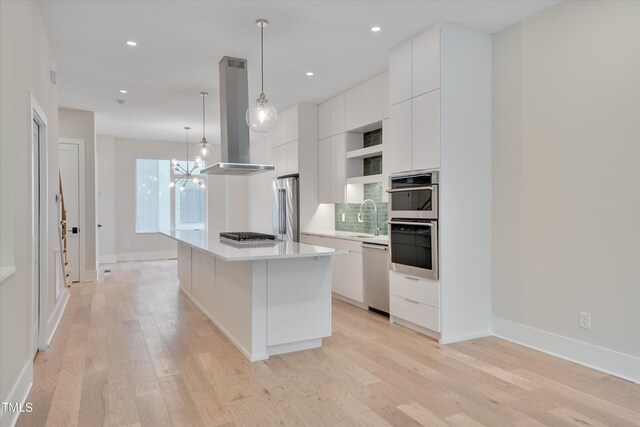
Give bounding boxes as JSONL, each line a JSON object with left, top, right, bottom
{"left": 201, "top": 56, "right": 275, "bottom": 176}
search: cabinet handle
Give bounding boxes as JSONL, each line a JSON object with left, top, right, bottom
{"left": 404, "top": 297, "right": 420, "bottom": 304}
{"left": 404, "top": 276, "right": 420, "bottom": 281}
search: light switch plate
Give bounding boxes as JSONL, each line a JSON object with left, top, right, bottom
{"left": 341, "top": 213, "right": 346, "bottom": 222}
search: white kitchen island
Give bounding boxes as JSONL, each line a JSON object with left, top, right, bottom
{"left": 161, "top": 230, "right": 345, "bottom": 361}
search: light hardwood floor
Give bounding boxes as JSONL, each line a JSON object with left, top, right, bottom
{"left": 17, "top": 260, "right": 640, "bottom": 427}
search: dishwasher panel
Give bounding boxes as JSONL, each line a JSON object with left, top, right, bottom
{"left": 362, "top": 243, "right": 390, "bottom": 314}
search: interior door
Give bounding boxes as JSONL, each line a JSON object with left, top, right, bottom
{"left": 31, "top": 120, "right": 40, "bottom": 356}
{"left": 59, "top": 143, "right": 80, "bottom": 282}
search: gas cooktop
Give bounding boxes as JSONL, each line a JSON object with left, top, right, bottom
{"left": 219, "top": 231, "right": 277, "bottom": 242}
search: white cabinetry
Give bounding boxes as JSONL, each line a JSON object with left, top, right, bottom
{"left": 331, "top": 134, "right": 346, "bottom": 203}
{"left": 386, "top": 23, "right": 492, "bottom": 343}
{"left": 316, "top": 135, "right": 346, "bottom": 204}
{"left": 389, "top": 41, "right": 412, "bottom": 105}
{"left": 385, "top": 100, "right": 412, "bottom": 175}
{"left": 319, "top": 101, "right": 331, "bottom": 140}
{"left": 411, "top": 90, "right": 440, "bottom": 170}
{"left": 345, "top": 84, "right": 363, "bottom": 131}
{"left": 412, "top": 28, "right": 440, "bottom": 97}
{"left": 318, "top": 138, "right": 331, "bottom": 203}
{"left": 285, "top": 105, "right": 298, "bottom": 143}
{"left": 381, "top": 71, "right": 389, "bottom": 119}
{"left": 301, "top": 234, "right": 364, "bottom": 305}
{"left": 330, "top": 94, "right": 345, "bottom": 136}
{"left": 389, "top": 271, "right": 440, "bottom": 332}
{"left": 362, "top": 74, "right": 383, "bottom": 126}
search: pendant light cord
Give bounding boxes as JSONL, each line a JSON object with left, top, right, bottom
{"left": 260, "top": 21, "right": 264, "bottom": 96}
{"left": 202, "top": 94, "right": 206, "bottom": 141}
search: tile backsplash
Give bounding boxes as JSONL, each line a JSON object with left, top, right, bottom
{"left": 335, "top": 183, "right": 388, "bottom": 235}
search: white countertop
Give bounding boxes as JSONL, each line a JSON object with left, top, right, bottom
{"left": 161, "top": 230, "right": 347, "bottom": 262}
{"left": 302, "top": 230, "right": 389, "bottom": 246}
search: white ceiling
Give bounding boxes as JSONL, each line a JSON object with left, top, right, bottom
{"left": 39, "top": 0, "right": 560, "bottom": 143}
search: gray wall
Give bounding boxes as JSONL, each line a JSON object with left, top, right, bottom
{"left": 492, "top": 0, "right": 640, "bottom": 357}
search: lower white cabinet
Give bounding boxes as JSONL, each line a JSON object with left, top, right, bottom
{"left": 301, "top": 234, "right": 363, "bottom": 304}
{"left": 389, "top": 270, "right": 440, "bottom": 332}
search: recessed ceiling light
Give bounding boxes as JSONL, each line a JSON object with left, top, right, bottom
{"left": 126, "top": 40, "right": 137, "bottom": 46}
{"left": 119, "top": 89, "right": 127, "bottom": 94}
{"left": 371, "top": 26, "right": 381, "bottom": 32}
{"left": 306, "top": 72, "right": 314, "bottom": 76}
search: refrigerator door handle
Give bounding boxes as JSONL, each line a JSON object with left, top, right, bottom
{"left": 279, "top": 189, "right": 286, "bottom": 234}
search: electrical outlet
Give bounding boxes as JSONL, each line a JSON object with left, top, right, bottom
{"left": 357, "top": 213, "right": 364, "bottom": 223}
{"left": 341, "top": 213, "right": 346, "bottom": 222}
{"left": 579, "top": 311, "right": 591, "bottom": 330}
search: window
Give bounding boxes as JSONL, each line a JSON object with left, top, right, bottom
{"left": 135, "top": 158, "right": 206, "bottom": 232}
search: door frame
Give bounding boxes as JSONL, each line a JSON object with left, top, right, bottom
{"left": 59, "top": 137, "right": 86, "bottom": 282}
{"left": 28, "top": 92, "right": 49, "bottom": 354}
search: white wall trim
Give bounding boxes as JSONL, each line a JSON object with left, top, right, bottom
{"left": 99, "top": 254, "right": 117, "bottom": 264}
{"left": 492, "top": 317, "right": 640, "bottom": 384}
{"left": 46, "top": 287, "right": 69, "bottom": 346}
{"left": 0, "top": 360, "right": 33, "bottom": 427}
{"left": 81, "top": 269, "right": 98, "bottom": 282}
{"left": 117, "top": 251, "right": 177, "bottom": 262}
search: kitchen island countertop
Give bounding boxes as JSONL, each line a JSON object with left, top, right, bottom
{"left": 161, "top": 229, "right": 346, "bottom": 261}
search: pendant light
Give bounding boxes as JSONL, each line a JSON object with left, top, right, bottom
{"left": 194, "top": 92, "right": 213, "bottom": 164}
{"left": 246, "top": 18, "right": 278, "bottom": 133}
{"left": 171, "top": 127, "right": 206, "bottom": 191}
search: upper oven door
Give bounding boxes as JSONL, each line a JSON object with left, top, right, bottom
{"left": 387, "top": 173, "right": 438, "bottom": 219}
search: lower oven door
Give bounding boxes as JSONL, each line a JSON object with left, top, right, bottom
{"left": 387, "top": 219, "right": 438, "bottom": 280}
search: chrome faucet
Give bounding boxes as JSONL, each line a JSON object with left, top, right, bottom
{"left": 358, "top": 199, "right": 380, "bottom": 236}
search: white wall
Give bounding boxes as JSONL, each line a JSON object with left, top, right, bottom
{"left": 58, "top": 108, "right": 98, "bottom": 279}
{"left": 0, "top": 1, "right": 60, "bottom": 425}
{"left": 492, "top": 0, "right": 640, "bottom": 380}
{"left": 97, "top": 134, "right": 116, "bottom": 262}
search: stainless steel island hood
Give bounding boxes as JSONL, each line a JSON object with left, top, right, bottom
{"left": 201, "top": 56, "right": 275, "bottom": 176}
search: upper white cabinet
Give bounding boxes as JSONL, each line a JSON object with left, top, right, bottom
{"left": 331, "top": 134, "right": 346, "bottom": 203}
{"left": 344, "top": 85, "right": 363, "bottom": 132}
{"left": 319, "top": 101, "right": 331, "bottom": 140}
{"left": 271, "top": 113, "right": 287, "bottom": 148}
{"left": 412, "top": 28, "right": 440, "bottom": 97}
{"left": 385, "top": 101, "right": 412, "bottom": 175}
{"left": 318, "top": 138, "right": 331, "bottom": 203}
{"left": 285, "top": 105, "right": 298, "bottom": 144}
{"left": 362, "top": 74, "right": 383, "bottom": 126}
{"left": 389, "top": 42, "right": 412, "bottom": 106}
{"left": 330, "top": 94, "right": 345, "bottom": 136}
{"left": 411, "top": 90, "right": 440, "bottom": 170}
{"left": 381, "top": 71, "right": 389, "bottom": 119}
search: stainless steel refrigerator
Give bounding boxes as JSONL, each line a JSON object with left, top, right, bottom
{"left": 272, "top": 176, "right": 299, "bottom": 241}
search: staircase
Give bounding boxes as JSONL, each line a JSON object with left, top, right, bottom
{"left": 57, "top": 173, "right": 70, "bottom": 287}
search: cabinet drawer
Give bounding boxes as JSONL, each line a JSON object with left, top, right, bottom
{"left": 390, "top": 294, "right": 440, "bottom": 332}
{"left": 389, "top": 271, "right": 439, "bottom": 308}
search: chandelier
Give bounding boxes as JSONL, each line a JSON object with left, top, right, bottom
{"left": 170, "top": 127, "right": 205, "bottom": 191}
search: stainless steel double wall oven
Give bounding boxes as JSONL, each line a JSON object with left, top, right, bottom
{"left": 387, "top": 171, "right": 439, "bottom": 280}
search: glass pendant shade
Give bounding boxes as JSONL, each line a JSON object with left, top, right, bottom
{"left": 246, "top": 94, "right": 278, "bottom": 133}
{"left": 193, "top": 140, "right": 213, "bottom": 164}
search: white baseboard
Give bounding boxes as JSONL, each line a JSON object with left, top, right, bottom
{"left": 492, "top": 317, "right": 640, "bottom": 384}
{"left": 46, "top": 288, "right": 70, "bottom": 347}
{"left": 117, "top": 251, "right": 177, "bottom": 262}
{"left": 99, "top": 254, "right": 117, "bottom": 264}
{"left": 440, "top": 330, "right": 492, "bottom": 345}
{"left": 0, "top": 360, "right": 33, "bottom": 427}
